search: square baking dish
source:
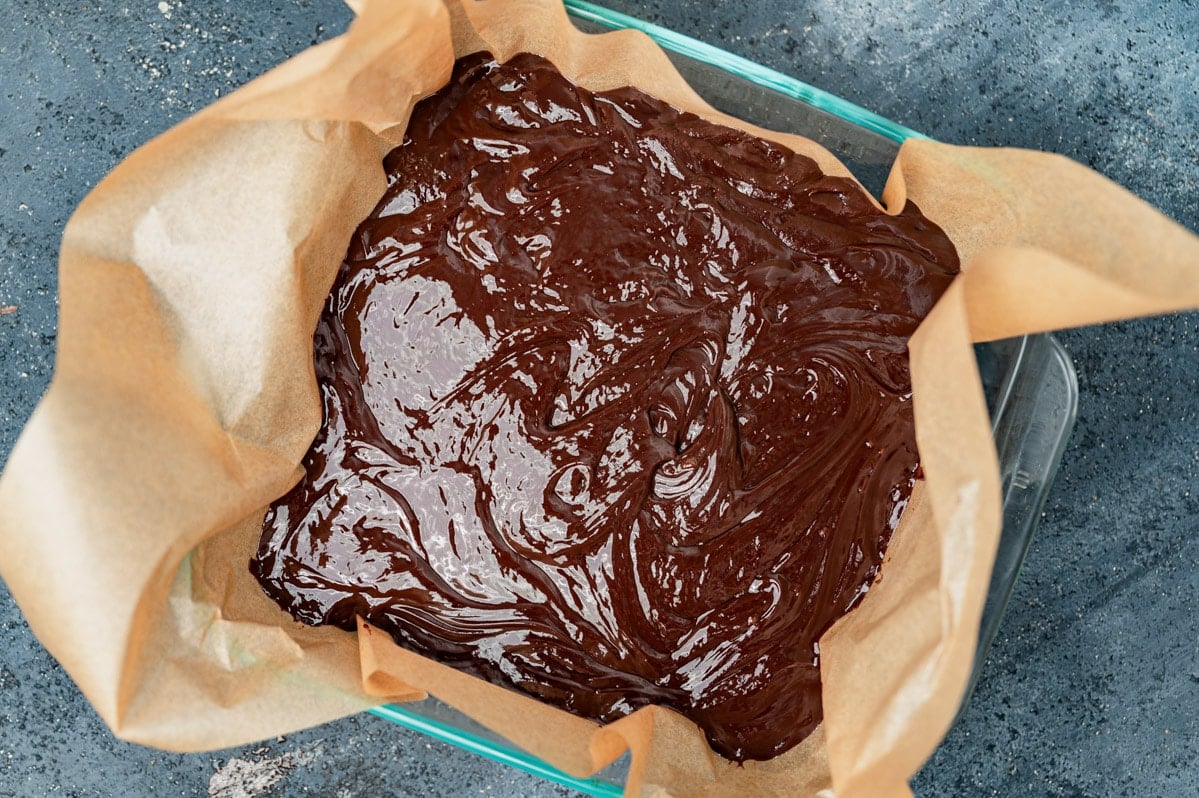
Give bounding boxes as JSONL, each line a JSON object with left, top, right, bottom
{"left": 364, "top": 2, "right": 1080, "bottom": 794}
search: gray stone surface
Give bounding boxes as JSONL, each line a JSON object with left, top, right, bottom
{"left": 1, "top": 1, "right": 1195, "bottom": 796}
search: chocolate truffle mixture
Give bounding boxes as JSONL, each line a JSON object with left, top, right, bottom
{"left": 253, "top": 52, "right": 958, "bottom": 761}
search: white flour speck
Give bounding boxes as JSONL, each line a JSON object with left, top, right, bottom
{"left": 207, "top": 741, "right": 324, "bottom": 798}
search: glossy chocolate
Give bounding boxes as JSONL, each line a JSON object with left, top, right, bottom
{"left": 252, "top": 53, "right": 959, "bottom": 761}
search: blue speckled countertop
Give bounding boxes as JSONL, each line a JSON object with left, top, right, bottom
{"left": 1, "top": 2, "right": 1196, "bottom": 796}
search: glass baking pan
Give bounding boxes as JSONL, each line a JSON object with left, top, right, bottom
{"left": 364, "top": 1, "right": 1080, "bottom": 794}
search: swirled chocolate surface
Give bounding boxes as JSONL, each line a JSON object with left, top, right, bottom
{"left": 252, "top": 52, "right": 958, "bottom": 761}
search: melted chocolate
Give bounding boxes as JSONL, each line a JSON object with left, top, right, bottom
{"left": 252, "top": 53, "right": 958, "bottom": 761}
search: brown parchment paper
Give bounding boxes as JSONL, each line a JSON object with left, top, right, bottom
{"left": 2, "top": 0, "right": 1198, "bottom": 795}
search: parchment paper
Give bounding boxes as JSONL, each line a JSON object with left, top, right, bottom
{"left": 2, "top": 1, "right": 1198, "bottom": 796}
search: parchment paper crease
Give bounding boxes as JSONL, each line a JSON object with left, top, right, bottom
{"left": 2, "top": 1, "right": 1198, "bottom": 796}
